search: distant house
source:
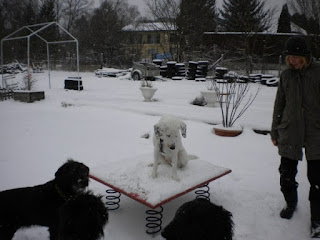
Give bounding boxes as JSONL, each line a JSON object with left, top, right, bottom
{"left": 122, "top": 22, "right": 177, "bottom": 61}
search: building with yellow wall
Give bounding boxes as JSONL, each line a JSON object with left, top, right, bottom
{"left": 122, "top": 22, "right": 177, "bottom": 61}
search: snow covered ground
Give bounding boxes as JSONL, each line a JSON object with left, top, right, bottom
{"left": 0, "top": 70, "right": 312, "bottom": 239}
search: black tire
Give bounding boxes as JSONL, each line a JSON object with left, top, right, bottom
{"left": 132, "top": 72, "right": 141, "bottom": 81}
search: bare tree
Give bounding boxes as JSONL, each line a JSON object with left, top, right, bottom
{"left": 87, "top": 0, "right": 140, "bottom": 66}
{"left": 288, "top": 0, "right": 320, "bottom": 33}
{"left": 145, "top": 0, "right": 182, "bottom": 60}
{"left": 211, "top": 76, "right": 261, "bottom": 128}
{"left": 61, "top": 0, "right": 92, "bottom": 32}
{"left": 219, "top": 0, "right": 275, "bottom": 74}
{"left": 288, "top": 0, "right": 320, "bottom": 21}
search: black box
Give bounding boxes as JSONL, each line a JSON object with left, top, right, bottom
{"left": 64, "top": 77, "right": 83, "bottom": 90}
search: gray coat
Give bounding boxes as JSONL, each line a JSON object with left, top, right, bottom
{"left": 271, "top": 60, "right": 320, "bottom": 160}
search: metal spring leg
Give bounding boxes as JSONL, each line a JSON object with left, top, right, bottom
{"left": 105, "top": 189, "right": 121, "bottom": 210}
{"left": 146, "top": 206, "right": 163, "bottom": 235}
{"left": 195, "top": 183, "right": 211, "bottom": 200}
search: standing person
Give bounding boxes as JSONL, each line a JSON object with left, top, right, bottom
{"left": 271, "top": 35, "right": 320, "bottom": 238}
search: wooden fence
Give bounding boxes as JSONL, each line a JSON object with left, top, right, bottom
{"left": 0, "top": 89, "right": 14, "bottom": 101}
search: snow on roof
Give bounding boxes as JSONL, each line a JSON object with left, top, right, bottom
{"left": 203, "top": 31, "right": 305, "bottom": 36}
{"left": 122, "top": 22, "right": 177, "bottom": 32}
{"left": 290, "top": 22, "right": 308, "bottom": 35}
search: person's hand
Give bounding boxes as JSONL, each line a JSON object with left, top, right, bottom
{"left": 271, "top": 139, "right": 278, "bottom": 146}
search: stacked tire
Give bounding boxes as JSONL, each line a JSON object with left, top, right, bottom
{"left": 174, "top": 63, "right": 185, "bottom": 79}
{"left": 215, "top": 67, "right": 228, "bottom": 79}
{"left": 196, "top": 61, "right": 209, "bottom": 80}
{"left": 166, "top": 61, "right": 177, "bottom": 78}
{"left": 186, "top": 61, "right": 198, "bottom": 80}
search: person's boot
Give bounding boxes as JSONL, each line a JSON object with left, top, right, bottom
{"left": 280, "top": 188, "right": 298, "bottom": 219}
{"left": 311, "top": 202, "right": 320, "bottom": 238}
{"left": 311, "top": 221, "right": 320, "bottom": 238}
{"left": 280, "top": 202, "right": 297, "bottom": 219}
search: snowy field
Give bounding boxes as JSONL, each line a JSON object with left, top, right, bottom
{"left": 0, "top": 70, "right": 312, "bottom": 239}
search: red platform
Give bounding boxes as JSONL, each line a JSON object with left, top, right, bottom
{"left": 89, "top": 153, "right": 231, "bottom": 209}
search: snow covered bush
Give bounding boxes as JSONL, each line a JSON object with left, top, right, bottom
{"left": 140, "top": 79, "right": 153, "bottom": 88}
{"left": 23, "top": 73, "right": 36, "bottom": 90}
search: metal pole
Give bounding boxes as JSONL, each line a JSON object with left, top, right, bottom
{"left": 47, "top": 43, "right": 51, "bottom": 89}
{"left": 100, "top": 52, "right": 103, "bottom": 69}
{"left": 76, "top": 40, "right": 80, "bottom": 90}
{"left": 27, "top": 36, "right": 30, "bottom": 76}
{"left": 1, "top": 39, "right": 4, "bottom": 89}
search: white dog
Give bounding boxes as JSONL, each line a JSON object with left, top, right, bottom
{"left": 152, "top": 115, "right": 196, "bottom": 181}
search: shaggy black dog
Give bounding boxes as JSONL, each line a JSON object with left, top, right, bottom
{"left": 161, "top": 198, "right": 234, "bottom": 240}
{"left": 58, "top": 191, "right": 108, "bottom": 240}
{"left": 0, "top": 159, "right": 89, "bottom": 240}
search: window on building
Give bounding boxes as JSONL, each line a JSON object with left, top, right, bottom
{"left": 169, "top": 33, "right": 178, "bottom": 44}
{"left": 147, "top": 33, "right": 160, "bottom": 44}
{"left": 128, "top": 34, "right": 142, "bottom": 44}
{"left": 148, "top": 48, "right": 158, "bottom": 59}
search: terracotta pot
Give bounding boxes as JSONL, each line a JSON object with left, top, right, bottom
{"left": 213, "top": 127, "right": 243, "bottom": 137}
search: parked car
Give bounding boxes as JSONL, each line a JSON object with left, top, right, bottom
{"left": 131, "top": 62, "right": 160, "bottom": 80}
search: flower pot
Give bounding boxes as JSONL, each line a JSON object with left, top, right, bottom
{"left": 201, "top": 91, "right": 218, "bottom": 107}
{"left": 139, "top": 87, "right": 157, "bottom": 102}
{"left": 213, "top": 125, "right": 243, "bottom": 137}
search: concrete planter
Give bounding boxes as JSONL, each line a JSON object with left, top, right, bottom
{"left": 139, "top": 87, "right": 157, "bottom": 102}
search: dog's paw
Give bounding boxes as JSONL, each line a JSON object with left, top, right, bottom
{"left": 151, "top": 171, "right": 157, "bottom": 178}
{"left": 188, "top": 154, "right": 199, "bottom": 160}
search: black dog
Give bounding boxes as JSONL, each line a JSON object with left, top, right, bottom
{"left": 0, "top": 159, "right": 89, "bottom": 240}
{"left": 58, "top": 191, "right": 108, "bottom": 240}
{"left": 161, "top": 198, "right": 234, "bottom": 240}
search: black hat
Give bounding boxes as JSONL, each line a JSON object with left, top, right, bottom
{"left": 283, "top": 36, "right": 311, "bottom": 56}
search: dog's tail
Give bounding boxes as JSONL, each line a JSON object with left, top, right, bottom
{"left": 188, "top": 154, "right": 198, "bottom": 160}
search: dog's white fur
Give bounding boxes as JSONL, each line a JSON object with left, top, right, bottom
{"left": 152, "top": 115, "right": 192, "bottom": 181}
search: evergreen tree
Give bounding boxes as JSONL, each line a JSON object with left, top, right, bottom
{"left": 308, "top": 17, "right": 320, "bottom": 34}
{"left": 220, "top": 0, "right": 271, "bottom": 32}
{"left": 0, "top": 0, "right": 7, "bottom": 39}
{"left": 89, "top": 0, "right": 126, "bottom": 66}
{"left": 38, "top": 0, "right": 57, "bottom": 23}
{"left": 291, "top": 13, "right": 320, "bottom": 34}
{"left": 277, "top": 4, "right": 291, "bottom": 33}
{"left": 176, "top": 0, "right": 217, "bottom": 54}
{"left": 23, "top": 0, "right": 38, "bottom": 25}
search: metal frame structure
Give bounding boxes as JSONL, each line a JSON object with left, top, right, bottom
{"left": 1, "top": 22, "right": 80, "bottom": 89}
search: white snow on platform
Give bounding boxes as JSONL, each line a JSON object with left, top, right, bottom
{"left": 90, "top": 153, "right": 231, "bottom": 208}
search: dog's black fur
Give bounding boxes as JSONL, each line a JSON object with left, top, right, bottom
{"left": 58, "top": 191, "right": 108, "bottom": 240}
{"left": 0, "top": 159, "right": 89, "bottom": 240}
{"left": 161, "top": 198, "right": 234, "bottom": 240}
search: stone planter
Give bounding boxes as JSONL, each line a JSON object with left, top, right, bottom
{"left": 213, "top": 125, "right": 243, "bottom": 137}
{"left": 201, "top": 91, "right": 218, "bottom": 107}
{"left": 13, "top": 91, "right": 45, "bottom": 103}
{"left": 139, "top": 87, "right": 157, "bottom": 102}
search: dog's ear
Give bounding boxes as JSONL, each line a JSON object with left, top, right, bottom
{"left": 180, "top": 121, "right": 187, "bottom": 138}
{"left": 154, "top": 123, "right": 163, "bottom": 138}
{"left": 55, "top": 161, "right": 71, "bottom": 178}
